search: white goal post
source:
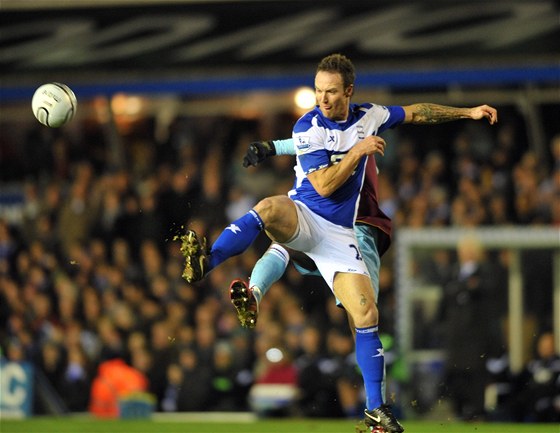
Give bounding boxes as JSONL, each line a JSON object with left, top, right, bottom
{"left": 395, "top": 227, "right": 560, "bottom": 373}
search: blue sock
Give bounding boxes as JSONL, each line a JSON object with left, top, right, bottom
{"left": 355, "top": 326, "right": 385, "bottom": 410}
{"left": 249, "top": 244, "right": 289, "bottom": 303}
{"left": 209, "top": 210, "right": 264, "bottom": 271}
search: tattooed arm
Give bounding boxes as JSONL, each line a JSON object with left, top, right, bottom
{"left": 402, "top": 103, "right": 498, "bottom": 125}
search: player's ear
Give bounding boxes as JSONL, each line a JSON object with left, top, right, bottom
{"left": 344, "top": 85, "right": 354, "bottom": 97}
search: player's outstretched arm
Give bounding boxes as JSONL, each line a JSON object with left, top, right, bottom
{"left": 402, "top": 103, "right": 498, "bottom": 125}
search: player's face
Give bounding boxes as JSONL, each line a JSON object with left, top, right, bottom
{"left": 315, "top": 71, "right": 352, "bottom": 121}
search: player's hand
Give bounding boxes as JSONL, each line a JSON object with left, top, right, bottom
{"left": 352, "top": 135, "right": 387, "bottom": 157}
{"left": 470, "top": 105, "right": 498, "bottom": 125}
{"left": 242, "top": 140, "right": 276, "bottom": 167}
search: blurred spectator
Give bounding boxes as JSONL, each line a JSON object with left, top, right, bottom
{"left": 175, "top": 346, "right": 213, "bottom": 411}
{"left": 0, "top": 219, "right": 18, "bottom": 274}
{"left": 208, "top": 340, "right": 249, "bottom": 411}
{"left": 195, "top": 147, "right": 227, "bottom": 227}
{"left": 59, "top": 344, "right": 91, "bottom": 411}
{"left": 161, "top": 363, "right": 184, "bottom": 412}
{"left": 327, "top": 327, "right": 363, "bottom": 418}
{"left": 56, "top": 168, "right": 95, "bottom": 257}
{"left": 511, "top": 331, "right": 560, "bottom": 422}
{"left": 91, "top": 187, "right": 121, "bottom": 247}
{"left": 148, "top": 320, "right": 177, "bottom": 409}
{"left": 36, "top": 340, "right": 66, "bottom": 396}
{"left": 114, "top": 193, "right": 143, "bottom": 256}
{"left": 3, "top": 339, "right": 27, "bottom": 363}
{"left": 249, "top": 344, "right": 299, "bottom": 417}
{"left": 158, "top": 163, "right": 200, "bottom": 232}
{"left": 437, "top": 234, "right": 507, "bottom": 420}
{"left": 294, "top": 323, "right": 338, "bottom": 417}
{"left": 89, "top": 357, "right": 149, "bottom": 418}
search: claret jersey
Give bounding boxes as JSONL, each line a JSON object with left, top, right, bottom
{"left": 290, "top": 103, "right": 404, "bottom": 227}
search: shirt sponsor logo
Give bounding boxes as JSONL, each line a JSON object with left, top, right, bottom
{"left": 355, "top": 326, "right": 379, "bottom": 334}
{"left": 306, "top": 163, "right": 328, "bottom": 174}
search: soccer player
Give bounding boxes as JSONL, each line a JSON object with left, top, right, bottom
{"left": 179, "top": 53, "right": 497, "bottom": 433}
{"left": 232, "top": 139, "right": 391, "bottom": 424}
{"left": 230, "top": 138, "right": 390, "bottom": 333}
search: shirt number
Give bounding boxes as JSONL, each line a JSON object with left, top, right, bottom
{"left": 349, "top": 244, "right": 363, "bottom": 261}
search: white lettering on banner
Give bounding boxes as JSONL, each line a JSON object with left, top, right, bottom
{"left": 0, "top": 2, "right": 557, "bottom": 69}
{"left": 357, "top": 3, "right": 559, "bottom": 52}
{"left": 0, "top": 20, "right": 92, "bottom": 63}
{"left": 0, "top": 363, "right": 28, "bottom": 407}
{"left": 0, "top": 16, "right": 213, "bottom": 67}
{"left": 172, "top": 10, "right": 336, "bottom": 61}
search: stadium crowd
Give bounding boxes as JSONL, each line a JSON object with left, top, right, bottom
{"left": 0, "top": 103, "right": 558, "bottom": 421}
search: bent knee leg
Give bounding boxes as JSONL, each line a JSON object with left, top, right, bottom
{"left": 253, "top": 196, "right": 297, "bottom": 242}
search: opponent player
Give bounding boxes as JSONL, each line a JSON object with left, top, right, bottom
{"left": 179, "top": 53, "right": 498, "bottom": 433}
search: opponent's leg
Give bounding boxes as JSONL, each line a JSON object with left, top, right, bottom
{"left": 230, "top": 243, "right": 290, "bottom": 328}
{"left": 248, "top": 243, "right": 290, "bottom": 304}
{"left": 229, "top": 280, "right": 259, "bottom": 328}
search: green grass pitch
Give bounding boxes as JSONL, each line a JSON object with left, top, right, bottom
{"left": 0, "top": 418, "right": 557, "bottom": 433}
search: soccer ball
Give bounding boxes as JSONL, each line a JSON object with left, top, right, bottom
{"left": 31, "top": 82, "right": 77, "bottom": 128}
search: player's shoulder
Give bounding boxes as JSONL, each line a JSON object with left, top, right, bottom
{"left": 294, "top": 107, "right": 322, "bottom": 133}
{"left": 356, "top": 102, "right": 405, "bottom": 126}
{"left": 350, "top": 102, "right": 391, "bottom": 119}
{"left": 355, "top": 102, "right": 390, "bottom": 112}
{"left": 355, "top": 102, "right": 374, "bottom": 110}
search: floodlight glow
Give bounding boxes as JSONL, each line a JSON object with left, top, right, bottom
{"left": 294, "top": 87, "right": 315, "bottom": 110}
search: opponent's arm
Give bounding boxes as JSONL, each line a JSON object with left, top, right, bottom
{"left": 242, "top": 140, "right": 276, "bottom": 167}
{"left": 307, "top": 135, "right": 386, "bottom": 197}
{"left": 242, "top": 139, "right": 296, "bottom": 167}
{"left": 402, "top": 103, "right": 498, "bottom": 125}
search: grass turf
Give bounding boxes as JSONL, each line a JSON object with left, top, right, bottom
{"left": 0, "top": 418, "right": 557, "bottom": 433}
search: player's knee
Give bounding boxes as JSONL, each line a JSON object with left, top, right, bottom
{"left": 253, "top": 196, "right": 275, "bottom": 220}
{"left": 353, "top": 303, "right": 379, "bottom": 328}
{"left": 254, "top": 196, "right": 293, "bottom": 225}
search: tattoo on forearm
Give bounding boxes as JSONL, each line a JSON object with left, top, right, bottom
{"left": 360, "top": 294, "right": 367, "bottom": 306}
{"left": 412, "top": 103, "right": 468, "bottom": 124}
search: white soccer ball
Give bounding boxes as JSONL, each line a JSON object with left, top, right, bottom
{"left": 31, "top": 82, "right": 77, "bottom": 128}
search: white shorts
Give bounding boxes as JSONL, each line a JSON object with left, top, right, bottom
{"left": 282, "top": 200, "right": 370, "bottom": 291}
{"left": 293, "top": 223, "right": 381, "bottom": 301}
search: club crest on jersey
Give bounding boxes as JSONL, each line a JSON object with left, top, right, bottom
{"left": 357, "top": 125, "right": 365, "bottom": 140}
{"left": 296, "top": 136, "right": 310, "bottom": 151}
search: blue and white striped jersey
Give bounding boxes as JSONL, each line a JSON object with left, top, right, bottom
{"left": 289, "top": 103, "right": 404, "bottom": 227}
